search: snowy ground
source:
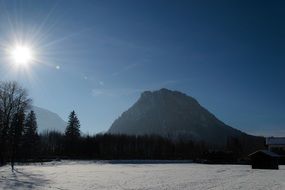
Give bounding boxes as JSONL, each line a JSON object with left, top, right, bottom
{"left": 0, "top": 161, "right": 284, "bottom": 190}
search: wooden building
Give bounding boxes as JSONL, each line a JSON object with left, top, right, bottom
{"left": 249, "top": 150, "right": 279, "bottom": 170}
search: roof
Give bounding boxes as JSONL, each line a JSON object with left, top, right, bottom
{"left": 266, "top": 137, "right": 285, "bottom": 145}
{"left": 249, "top": 150, "right": 280, "bottom": 158}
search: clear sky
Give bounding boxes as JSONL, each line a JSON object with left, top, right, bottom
{"left": 0, "top": 0, "right": 284, "bottom": 136}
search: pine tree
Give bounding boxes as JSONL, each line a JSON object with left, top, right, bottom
{"left": 65, "top": 111, "right": 80, "bottom": 139}
{"left": 22, "top": 110, "right": 39, "bottom": 159}
{"left": 65, "top": 111, "right": 80, "bottom": 157}
{"left": 24, "top": 111, "right": 38, "bottom": 138}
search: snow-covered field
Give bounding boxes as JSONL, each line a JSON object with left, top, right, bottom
{"left": 0, "top": 161, "right": 284, "bottom": 190}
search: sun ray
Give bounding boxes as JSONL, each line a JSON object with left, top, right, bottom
{"left": 0, "top": 0, "right": 94, "bottom": 89}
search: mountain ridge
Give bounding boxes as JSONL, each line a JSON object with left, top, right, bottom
{"left": 31, "top": 106, "right": 66, "bottom": 133}
{"left": 108, "top": 88, "right": 251, "bottom": 145}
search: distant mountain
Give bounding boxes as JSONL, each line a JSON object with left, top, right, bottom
{"left": 108, "top": 88, "right": 259, "bottom": 146}
{"left": 31, "top": 106, "right": 66, "bottom": 133}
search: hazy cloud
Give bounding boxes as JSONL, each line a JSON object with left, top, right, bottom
{"left": 99, "top": 81, "right": 104, "bottom": 86}
{"left": 91, "top": 89, "right": 105, "bottom": 97}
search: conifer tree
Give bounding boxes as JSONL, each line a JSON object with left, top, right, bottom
{"left": 64, "top": 111, "right": 80, "bottom": 157}
{"left": 22, "top": 110, "right": 39, "bottom": 159}
{"left": 24, "top": 111, "right": 38, "bottom": 138}
{"left": 65, "top": 111, "right": 80, "bottom": 139}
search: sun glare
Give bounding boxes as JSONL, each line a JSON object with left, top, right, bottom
{"left": 9, "top": 45, "right": 34, "bottom": 66}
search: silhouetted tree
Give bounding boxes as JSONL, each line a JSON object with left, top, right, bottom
{"left": 29, "top": 131, "right": 263, "bottom": 162}
{"left": 226, "top": 136, "right": 243, "bottom": 158}
{"left": 0, "top": 109, "right": 4, "bottom": 165}
{"left": 22, "top": 110, "right": 39, "bottom": 159}
{"left": 0, "top": 81, "right": 31, "bottom": 169}
{"left": 65, "top": 111, "right": 80, "bottom": 156}
{"left": 65, "top": 111, "right": 80, "bottom": 139}
{"left": 40, "top": 130, "right": 64, "bottom": 159}
{"left": 9, "top": 110, "right": 25, "bottom": 170}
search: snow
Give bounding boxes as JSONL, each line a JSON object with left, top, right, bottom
{"left": 1, "top": 161, "right": 284, "bottom": 190}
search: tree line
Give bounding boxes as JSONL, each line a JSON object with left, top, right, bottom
{"left": 0, "top": 81, "right": 83, "bottom": 169}
{"left": 0, "top": 81, "right": 265, "bottom": 170}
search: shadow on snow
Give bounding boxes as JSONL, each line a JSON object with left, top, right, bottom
{"left": 0, "top": 168, "right": 50, "bottom": 190}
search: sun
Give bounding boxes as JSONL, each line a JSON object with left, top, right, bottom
{"left": 9, "top": 45, "right": 34, "bottom": 66}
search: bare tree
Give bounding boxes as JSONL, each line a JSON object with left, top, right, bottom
{"left": 0, "top": 81, "right": 31, "bottom": 169}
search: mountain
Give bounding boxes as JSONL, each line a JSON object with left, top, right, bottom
{"left": 31, "top": 106, "right": 66, "bottom": 133}
{"left": 108, "top": 89, "right": 256, "bottom": 146}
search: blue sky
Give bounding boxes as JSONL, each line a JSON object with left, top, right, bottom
{"left": 0, "top": 0, "right": 284, "bottom": 136}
